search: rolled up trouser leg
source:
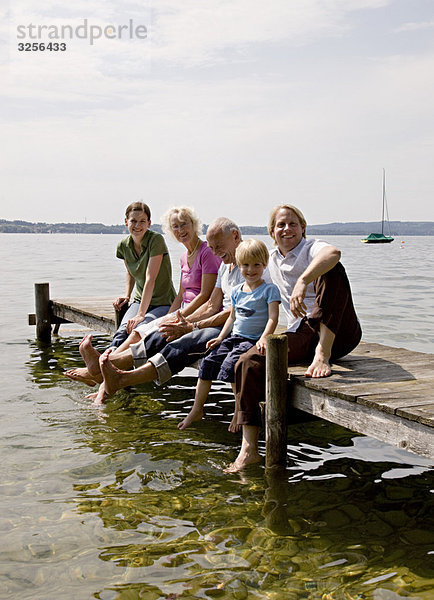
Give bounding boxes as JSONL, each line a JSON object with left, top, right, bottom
{"left": 148, "top": 326, "right": 222, "bottom": 385}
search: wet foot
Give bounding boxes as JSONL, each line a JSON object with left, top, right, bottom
{"left": 79, "top": 334, "right": 103, "bottom": 383}
{"left": 86, "top": 384, "right": 108, "bottom": 406}
{"left": 99, "top": 349, "right": 126, "bottom": 399}
{"left": 177, "top": 407, "right": 204, "bottom": 430}
{"left": 224, "top": 450, "right": 261, "bottom": 473}
{"left": 64, "top": 367, "right": 97, "bottom": 387}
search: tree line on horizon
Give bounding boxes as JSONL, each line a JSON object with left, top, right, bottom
{"left": 0, "top": 218, "right": 433, "bottom": 236}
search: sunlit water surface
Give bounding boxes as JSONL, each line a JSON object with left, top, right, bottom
{"left": 0, "top": 233, "right": 433, "bottom": 600}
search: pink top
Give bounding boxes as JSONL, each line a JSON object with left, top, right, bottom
{"left": 180, "top": 241, "right": 221, "bottom": 305}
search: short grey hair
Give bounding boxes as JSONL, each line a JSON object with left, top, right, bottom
{"left": 207, "top": 217, "right": 241, "bottom": 238}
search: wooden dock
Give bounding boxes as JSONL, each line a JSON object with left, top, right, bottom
{"left": 30, "top": 283, "right": 434, "bottom": 464}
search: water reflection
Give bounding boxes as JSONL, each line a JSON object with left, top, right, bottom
{"left": 22, "top": 336, "right": 434, "bottom": 599}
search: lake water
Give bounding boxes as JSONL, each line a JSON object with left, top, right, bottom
{"left": 0, "top": 233, "right": 433, "bottom": 600}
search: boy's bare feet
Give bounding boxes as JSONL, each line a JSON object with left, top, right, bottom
{"left": 177, "top": 407, "right": 204, "bottom": 430}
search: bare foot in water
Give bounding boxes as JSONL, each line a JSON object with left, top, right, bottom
{"left": 64, "top": 335, "right": 103, "bottom": 386}
{"left": 97, "top": 349, "right": 128, "bottom": 402}
{"left": 304, "top": 349, "right": 332, "bottom": 378}
{"left": 79, "top": 334, "right": 103, "bottom": 383}
{"left": 224, "top": 450, "right": 261, "bottom": 473}
{"left": 86, "top": 383, "right": 108, "bottom": 406}
{"left": 64, "top": 367, "right": 97, "bottom": 386}
{"left": 177, "top": 407, "right": 204, "bottom": 430}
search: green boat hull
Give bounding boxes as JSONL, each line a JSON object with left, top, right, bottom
{"left": 361, "top": 233, "right": 394, "bottom": 243}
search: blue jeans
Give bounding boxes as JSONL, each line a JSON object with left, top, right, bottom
{"left": 198, "top": 336, "right": 255, "bottom": 383}
{"left": 110, "top": 302, "right": 171, "bottom": 348}
{"left": 130, "top": 326, "right": 222, "bottom": 384}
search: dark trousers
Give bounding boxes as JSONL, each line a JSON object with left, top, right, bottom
{"left": 198, "top": 336, "right": 255, "bottom": 383}
{"left": 234, "top": 262, "right": 362, "bottom": 427}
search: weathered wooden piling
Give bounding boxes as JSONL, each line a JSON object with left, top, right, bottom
{"left": 35, "top": 282, "right": 52, "bottom": 343}
{"left": 265, "top": 334, "right": 289, "bottom": 468}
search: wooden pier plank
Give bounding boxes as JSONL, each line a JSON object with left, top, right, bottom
{"left": 51, "top": 297, "right": 117, "bottom": 335}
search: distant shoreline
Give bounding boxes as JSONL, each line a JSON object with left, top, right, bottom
{"left": 0, "top": 219, "right": 433, "bottom": 236}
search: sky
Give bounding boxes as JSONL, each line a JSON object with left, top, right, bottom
{"left": 1, "top": 0, "right": 434, "bottom": 227}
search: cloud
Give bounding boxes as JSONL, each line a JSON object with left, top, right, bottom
{"left": 394, "top": 20, "right": 434, "bottom": 33}
{"left": 146, "top": 0, "right": 391, "bottom": 66}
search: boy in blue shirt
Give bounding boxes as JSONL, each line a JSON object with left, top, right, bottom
{"left": 178, "top": 239, "right": 280, "bottom": 431}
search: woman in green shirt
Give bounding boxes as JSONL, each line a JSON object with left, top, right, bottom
{"left": 110, "top": 201, "right": 176, "bottom": 348}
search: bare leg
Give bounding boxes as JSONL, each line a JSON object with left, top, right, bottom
{"left": 225, "top": 425, "right": 261, "bottom": 472}
{"left": 177, "top": 379, "right": 212, "bottom": 430}
{"left": 111, "top": 330, "right": 141, "bottom": 355}
{"left": 305, "top": 322, "right": 335, "bottom": 378}
{"left": 228, "top": 383, "right": 241, "bottom": 433}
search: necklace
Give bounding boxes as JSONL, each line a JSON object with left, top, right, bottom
{"left": 187, "top": 238, "right": 201, "bottom": 257}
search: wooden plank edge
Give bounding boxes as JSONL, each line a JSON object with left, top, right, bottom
{"left": 290, "top": 383, "right": 434, "bottom": 460}
{"left": 52, "top": 305, "right": 116, "bottom": 334}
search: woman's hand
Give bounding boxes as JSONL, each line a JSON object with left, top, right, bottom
{"left": 126, "top": 314, "right": 145, "bottom": 333}
{"left": 113, "top": 296, "right": 129, "bottom": 311}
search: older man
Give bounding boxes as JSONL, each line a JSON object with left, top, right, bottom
{"left": 87, "top": 217, "right": 250, "bottom": 403}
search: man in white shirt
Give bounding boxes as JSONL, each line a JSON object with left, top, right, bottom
{"left": 230, "top": 204, "right": 361, "bottom": 472}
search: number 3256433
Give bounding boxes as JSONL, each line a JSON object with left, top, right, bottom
{"left": 18, "top": 42, "right": 66, "bottom": 51}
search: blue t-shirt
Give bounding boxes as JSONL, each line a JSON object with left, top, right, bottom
{"left": 231, "top": 281, "right": 281, "bottom": 341}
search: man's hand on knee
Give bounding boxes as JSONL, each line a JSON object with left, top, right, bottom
{"left": 159, "top": 310, "right": 193, "bottom": 342}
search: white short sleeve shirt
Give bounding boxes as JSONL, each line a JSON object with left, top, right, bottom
{"left": 269, "top": 238, "right": 331, "bottom": 332}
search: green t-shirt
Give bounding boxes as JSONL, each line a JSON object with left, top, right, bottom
{"left": 116, "top": 229, "right": 176, "bottom": 306}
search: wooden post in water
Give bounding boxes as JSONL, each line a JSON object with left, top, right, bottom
{"left": 265, "top": 334, "right": 288, "bottom": 468}
{"left": 115, "top": 302, "right": 129, "bottom": 329}
{"left": 35, "top": 282, "right": 52, "bottom": 343}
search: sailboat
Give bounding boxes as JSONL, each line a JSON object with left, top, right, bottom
{"left": 361, "top": 169, "right": 394, "bottom": 243}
